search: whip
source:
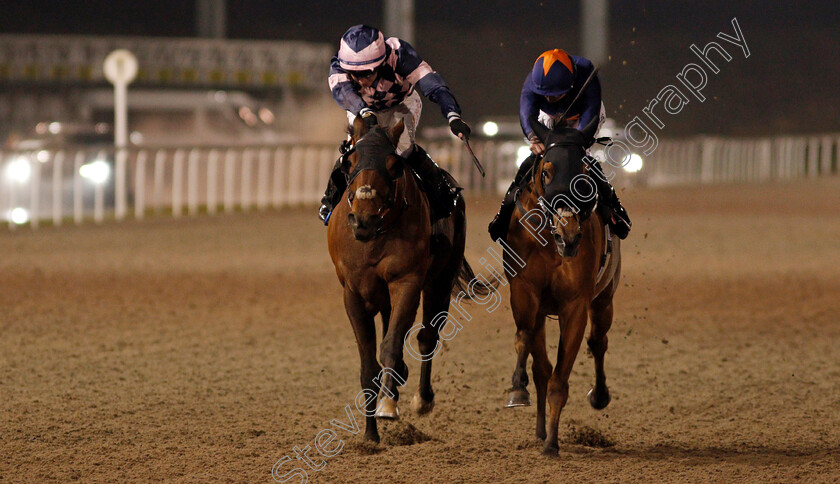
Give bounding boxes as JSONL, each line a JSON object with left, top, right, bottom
{"left": 463, "top": 138, "right": 486, "bottom": 178}
{"left": 557, "top": 66, "right": 600, "bottom": 124}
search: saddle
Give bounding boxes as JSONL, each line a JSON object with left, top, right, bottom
{"left": 406, "top": 164, "right": 462, "bottom": 223}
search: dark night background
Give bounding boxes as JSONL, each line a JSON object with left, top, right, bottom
{"left": 2, "top": 1, "right": 838, "bottom": 137}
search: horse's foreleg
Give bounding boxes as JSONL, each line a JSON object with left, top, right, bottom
{"left": 544, "top": 299, "right": 588, "bottom": 456}
{"left": 376, "top": 278, "right": 423, "bottom": 419}
{"left": 411, "top": 289, "right": 447, "bottom": 415}
{"left": 587, "top": 287, "right": 614, "bottom": 410}
{"left": 380, "top": 304, "right": 391, "bottom": 339}
{"left": 506, "top": 288, "right": 540, "bottom": 408}
{"left": 530, "top": 320, "right": 552, "bottom": 440}
{"left": 343, "top": 289, "right": 381, "bottom": 442}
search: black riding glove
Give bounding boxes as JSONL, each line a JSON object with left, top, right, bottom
{"left": 449, "top": 117, "right": 471, "bottom": 140}
{"left": 339, "top": 139, "right": 352, "bottom": 154}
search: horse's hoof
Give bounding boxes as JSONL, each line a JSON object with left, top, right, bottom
{"left": 587, "top": 386, "right": 611, "bottom": 410}
{"left": 542, "top": 444, "right": 560, "bottom": 457}
{"left": 375, "top": 396, "right": 400, "bottom": 420}
{"left": 411, "top": 392, "right": 435, "bottom": 416}
{"left": 505, "top": 389, "right": 531, "bottom": 407}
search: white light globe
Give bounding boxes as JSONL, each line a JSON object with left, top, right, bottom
{"left": 9, "top": 207, "right": 29, "bottom": 225}
{"left": 623, "top": 153, "right": 644, "bottom": 173}
{"left": 5, "top": 158, "right": 31, "bottom": 183}
{"left": 482, "top": 121, "right": 499, "bottom": 137}
{"left": 79, "top": 160, "right": 111, "bottom": 184}
{"left": 516, "top": 145, "right": 532, "bottom": 166}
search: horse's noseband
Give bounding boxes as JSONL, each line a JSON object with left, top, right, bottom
{"left": 537, "top": 197, "right": 579, "bottom": 237}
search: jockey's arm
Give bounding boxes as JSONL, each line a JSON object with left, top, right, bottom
{"left": 416, "top": 74, "right": 461, "bottom": 121}
{"left": 574, "top": 59, "right": 602, "bottom": 130}
{"left": 518, "top": 75, "right": 546, "bottom": 154}
{"left": 393, "top": 39, "right": 462, "bottom": 121}
{"left": 519, "top": 75, "right": 541, "bottom": 139}
{"left": 328, "top": 57, "right": 366, "bottom": 116}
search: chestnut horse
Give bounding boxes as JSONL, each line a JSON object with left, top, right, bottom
{"left": 501, "top": 115, "right": 622, "bottom": 455}
{"left": 327, "top": 117, "right": 485, "bottom": 442}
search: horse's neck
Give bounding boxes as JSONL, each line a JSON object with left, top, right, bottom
{"left": 516, "top": 181, "right": 541, "bottom": 214}
{"left": 391, "top": 166, "right": 424, "bottom": 220}
{"left": 399, "top": 163, "right": 423, "bottom": 202}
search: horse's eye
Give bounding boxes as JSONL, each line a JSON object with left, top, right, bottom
{"left": 541, "top": 171, "right": 550, "bottom": 184}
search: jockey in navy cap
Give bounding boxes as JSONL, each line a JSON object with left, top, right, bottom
{"left": 318, "top": 24, "right": 471, "bottom": 225}
{"left": 488, "top": 49, "right": 631, "bottom": 241}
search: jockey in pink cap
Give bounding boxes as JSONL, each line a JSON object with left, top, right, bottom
{"left": 319, "top": 24, "right": 471, "bottom": 225}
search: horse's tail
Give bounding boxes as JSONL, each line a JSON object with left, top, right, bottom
{"left": 451, "top": 258, "right": 500, "bottom": 299}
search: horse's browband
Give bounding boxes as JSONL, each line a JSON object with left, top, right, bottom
{"left": 543, "top": 140, "right": 586, "bottom": 155}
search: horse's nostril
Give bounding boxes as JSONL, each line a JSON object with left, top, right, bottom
{"left": 348, "top": 213, "right": 358, "bottom": 228}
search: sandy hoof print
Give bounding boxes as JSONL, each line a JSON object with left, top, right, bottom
{"left": 375, "top": 396, "right": 400, "bottom": 420}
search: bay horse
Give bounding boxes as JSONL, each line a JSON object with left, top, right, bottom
{"left": 500, "top": 115, "right": 622, "bottom": 455}
{"left": 327, "top": 117, "right": 485, "bottom": 443}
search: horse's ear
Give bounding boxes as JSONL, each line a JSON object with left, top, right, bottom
{"left": 388, "top": 120, "right": 405, "bottom": 147}
{"left": 352, "top": 116, "right": 368, "bottom": 140}
{"left": 529, "top": 115, "right": 550, "bottom": 143}
{"left": 580, "top": 114, "right": 600, "bottom": 147}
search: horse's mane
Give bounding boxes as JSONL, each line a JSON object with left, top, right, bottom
{"left": 548, "top": 127, "right": 588, "bottom": 146}
{"left": 358, "top": 126, "right": 393, "bottom": 147}
{"left": 346, "top": 125, "right": 394, "bottom": 150}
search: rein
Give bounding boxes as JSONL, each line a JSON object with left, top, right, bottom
{"left": 524, "top": 139, "right": 585, "bottom": 181}
{"left": 517, "top": 141, "right": 596, "bottom": 245}
{"left": 515, "top": 158, "right": 580, "bottom": 240}
{"left": 372, "top": 169, "right": 408, "bottom": 237}
{"left": 343, "top": 140, "right": 409, "bottom": 238}
{"left": 543, "top": 140, "right": 584, "bottom": 155}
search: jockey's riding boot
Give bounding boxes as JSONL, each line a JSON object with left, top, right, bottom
{"left": 405, "top": 145, "right": 458, "bottom": 222}
{"left": 598, "top": 185, "right": 631, "bottom": 239}
{"left": 488, "top": 154, "right": 537, "bottom": 241}
{"left": 488, "top": 183, "right": 518, "bottom": 242}
{"left": 587, "top": 161, "right": 631, "bottom": 239}
{"left": 318, "top": 157, "right": 347, "bottom": 225}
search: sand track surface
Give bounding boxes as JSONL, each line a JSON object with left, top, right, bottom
{"left": 1, "top": 180, "right": 839, "bottom": 482}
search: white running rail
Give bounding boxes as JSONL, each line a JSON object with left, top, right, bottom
{"left": 1, "top": 133, "right": 838, "bottom": 229}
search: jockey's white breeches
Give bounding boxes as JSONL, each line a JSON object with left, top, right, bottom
{"left": 346, "top": 91, "right": 422, "bottom": 157}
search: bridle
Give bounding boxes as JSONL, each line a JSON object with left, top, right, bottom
{"left": 343, "top": 140, "right": 408, "bottom": 238}
{"left": 543, "top": 140, "right": 582, "bottom": 156}
{"left": 521, "top": 103, "right": 606, "bottom": 250}
{"left": 535, "top": 167, "right": 579, "bottom": 240}
{"left": 528, "top": 139, "right": 591, "bottom": 254}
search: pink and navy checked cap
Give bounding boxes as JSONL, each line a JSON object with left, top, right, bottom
{"left": 338, "top": 25, "right": 387, "bottom": 71}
